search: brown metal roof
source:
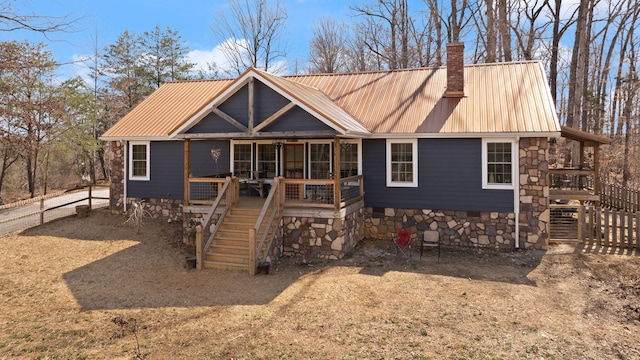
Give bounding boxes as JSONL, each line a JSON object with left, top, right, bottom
{"left": 102, "top": 61, "right": 561, "bottom": 139}
{"left": 286, "top": 61, "right": 560, "bottom": 134}
{"left": 102, "top": 79, "right": 232, "bottom": 139}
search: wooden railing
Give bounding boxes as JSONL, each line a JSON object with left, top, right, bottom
{"left": 195, "top": 176, "right": 239, "bottom": 269}
{"left": 249, "top": 176, "right": 284, "bottom": 276}
{"left": 187, "top": 177, "right": 228, "bottom": 205}
{"left": 599, "top": 179, "right": 640, "bottom": 212}
{"left": 549, "top": 168, "right": 594, "bottom": 190}
{"left": 280, "top": 175, "right": 364, "bottom": 210}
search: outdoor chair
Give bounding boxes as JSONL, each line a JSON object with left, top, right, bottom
{"left": 393, "top": 229, "right": 412, "bottom": 260}
{"left": 420, "top": 230, "right": 440, "bottom": 261}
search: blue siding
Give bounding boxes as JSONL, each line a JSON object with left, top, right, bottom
{"left": 218, "top": 84, "right": 249, "bottom": 127}
{"left": 262, "top": 106, "right": 335, "bottom": 132}
{"left": 128, "top": 141, "right": 183, "bottom": 200}
{"left": 362, "top": 138, "right": 514, "bottom": 212}
{"left": 127, "top": 140, "right": 231, "bottom": 200}
{"left": 187, "top": 112, "right": 242, "bottom": 133}
{"left": 190, "top": 140, "right": 230, "bottom": 177}
{"left": 254, "top": 80, "right": 291, "bottom": 126}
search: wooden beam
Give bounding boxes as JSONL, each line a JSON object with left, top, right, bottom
{"left": 177, "top": 130, "right": 338, "bottom": 139}
{"left": 184, "top": 139, "right": 190, "bottom": 206}
{"left": 253, "top": 102, "right": 296, "bottom": 133}
{"left": 334, "top": 136, "right": 341, "bottom": 211}
{"left": 211, "top": 107, "right": 249, "bottom": 132}
{"left": 248, "top": 78, "right": 255, "bottom": 132}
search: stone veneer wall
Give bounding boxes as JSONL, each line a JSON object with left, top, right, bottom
{"left": 362, "top": 137, "right": 550, "bottom": 250}
{"left": 282, "top": 204, "right": 365, "bottom": 260}
{"left": 518, "top": 137, "right": 549, "bottom": 249}
{"left": 109, "top": 141, "right": 125, "bottom": 214}
{"left": 363, "top": 208, "right": 516, "bottom": 249}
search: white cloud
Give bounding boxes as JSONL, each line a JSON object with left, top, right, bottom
{"left": 187, "top": 44, "right": 231, "bottom": 75}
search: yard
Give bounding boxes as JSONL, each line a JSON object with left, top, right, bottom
{"left": 0, "top": 209, "right": 639, "bottom": 359}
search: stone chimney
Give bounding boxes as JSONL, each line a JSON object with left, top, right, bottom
{"left": 445, "top": 42, "right": 465, "bottom": 98}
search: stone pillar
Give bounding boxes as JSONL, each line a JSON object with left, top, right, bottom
{"left": 518, "top": 137, "right": 550, "bottom": 249}
{"left": 110, "top": 141, "right": 125, "bottom": 214}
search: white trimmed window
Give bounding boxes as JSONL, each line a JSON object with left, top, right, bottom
{"left": 309, "top": 142, "right": 332, "bottom": 179}
{"left": 482, "top": 139, "right": 516, "bottom": 190}
{"left": 129, "top": 141, "right": 149, "bottom": 181}
{"left": 257, "top": 143, "right": 277, "bottom": 178}
{"left": 340, "top": 140, "right": 361, "bottom": 178}
{"left": 386, "top": 139, "right": 418, "bottom": 187}
{"left": 233, "top": 143, "right": 252, "bottom": 179}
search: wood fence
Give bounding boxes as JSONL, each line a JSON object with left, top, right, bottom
{"left": 550, "top": 204, "right": 640, "bottom": 250}
{"left": 583, "top": 207, "right": 640, "bottom": 249}
{"left": 599, "top": 179, "right": 640, "bottom": 212}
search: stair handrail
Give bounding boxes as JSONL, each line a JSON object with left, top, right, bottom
{"left": 249, "top": 176, "right": 283, "bottom": 275}
{"left": 196, "top": 176, "right": 238, "bottom": 269}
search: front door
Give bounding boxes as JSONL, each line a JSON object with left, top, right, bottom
{"left": 284, "top": 144, "right": 304, "bottom": 199}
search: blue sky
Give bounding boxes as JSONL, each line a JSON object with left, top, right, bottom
{"left": 1, "top": 0, "right": 356, "bottom": 79}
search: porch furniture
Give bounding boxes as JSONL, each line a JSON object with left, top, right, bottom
{"left": 394, "top": 229, "right": 412, "bottom": 260}
{"left": 421, "top": 230, "right": 440, "bottom": 261}
{"left": 240, "top": 179, "right": 264, "bottom": 198}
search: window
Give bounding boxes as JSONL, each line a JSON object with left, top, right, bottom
{"left": 482, "top": 139, "right": 515, "bottom": 189}
{"left": 233, "top": 143, "right": 252, "bottom": 179}
{"left": 309, "top": 143, "right": 331, "bottom": 179}
{"left": 386, "top": 139, "right": 418, "bottom": 187}
{"left": 257, "top": 144, "right": 277, "bottom": 178}
{"left": 340, "top": 142, "right": 359, "bottom": 178}
{"left": 129, "top": 141, "right": 149, "bottom": 181}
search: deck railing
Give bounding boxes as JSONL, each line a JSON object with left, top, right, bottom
{"left": 187, "top": 177, "right": 228, "bottom": 205}
{"left": 195, "top": 176, "right": 239, "bottom": 269}
{"left": 280, "top": 175, "right": 364, "bottom": 209}
{"left": 249, "top": 176, "right": 284, "bottom": 276}
{"left": 549, "top": 168, "right": 594, "bottom": 190}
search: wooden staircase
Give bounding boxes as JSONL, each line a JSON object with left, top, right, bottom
{"left": 202, "top": 206, "right": 274, "bottom": 271}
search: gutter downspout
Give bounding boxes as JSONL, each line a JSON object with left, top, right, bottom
{"left": 123, "top": 140, "right": 127, "bottom": 213}
{"left": 514, "top": 136, "right": 520, "bottom": 249}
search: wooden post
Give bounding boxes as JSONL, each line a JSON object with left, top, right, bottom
{"left": 578, "top": 205, "right": 584, "bottom": 242}
{"left": 636, "top": 212, "right": 640, "bottom": 251}
{"left": 88, "top": 185, "right": 92, "bottom": 209}
{"left": 196, "top": 225, "right": 203, "bottom": 270}
{"left": 594, "top": 144, "right": 600, "bottom": 207}
{"left": 249, "top": 228, "right": 256, "bottom": 276}
{"left": 40, "top": 198, "right": 44, "bottom": 225}
{"left": 627, "top": 211, "right": 633, "bottom": 249}
{"left": 359, "top": 175, "right": 364, "bottom": 200}
{"left": 333, "top": 137, "right": 341, "bottom": 211}
{"left": 248, "top": 78, "right": 254, "bottom": 132}
{"left": 184, "top": 139, "right": 191, "bottom": 206}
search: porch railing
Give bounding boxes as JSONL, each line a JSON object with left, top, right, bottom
{"left": 195, "top": 176, "right": 239, "bottom": 269}
{"left": 188, "top": 177, "right": 228, "bottom": 205}
{"left": 280, "top": 175, "right": 364, "bottom": 209}
{"left": 549, "top": 168, "right": 594, "bottom": 191}
{"left": 249, "top": 176, "right": 284, "bottom": 276}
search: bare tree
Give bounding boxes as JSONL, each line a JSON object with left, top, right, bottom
{"left": 308, "top": 18, "right": 349, "bottom": 73}
{"left": 0, "top": 0, "right": 77, "bottom": 35}
{"left": 211, "top": 0, "right": 288, "bottom": 75}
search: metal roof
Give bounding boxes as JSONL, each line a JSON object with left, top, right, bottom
{"left": 102, "top": 61, "right": 561, "bottom": 140}
{"left": 286, "top": 61, "right": 561, "bottom": 135}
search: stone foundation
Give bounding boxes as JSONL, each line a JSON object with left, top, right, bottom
{"left": 282, "top": 203, "right": 365, "bottom": 260}
{"left": 363, "top": 207, "right": 516, "bottom": 249}
{"left": 519, "top": 138, "right": 549, "bottom": 249}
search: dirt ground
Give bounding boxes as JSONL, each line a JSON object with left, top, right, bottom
{"left": 0, "top": 209, "right": 639, "bottom": 360}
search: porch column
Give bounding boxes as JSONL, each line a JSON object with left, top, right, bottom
{"left": 594, "top": 143, "right": 601, "bottom": 206}
{"left": 333, "top": 136, "right": 341, "bottom": 211}
{"left": 184, "top": 139, "right": 190, "bottom": 205}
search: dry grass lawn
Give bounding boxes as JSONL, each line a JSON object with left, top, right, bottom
{"left": 0, "top": 209, "right": 639, "bottom": 359}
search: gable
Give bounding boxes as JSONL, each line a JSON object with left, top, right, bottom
{"left": 261, "top": 106, "right": 336, "bottom": 133}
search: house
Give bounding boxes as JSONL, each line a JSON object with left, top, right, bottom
{"left": 101, "top": 43, "right": 561, "bottom": 271}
